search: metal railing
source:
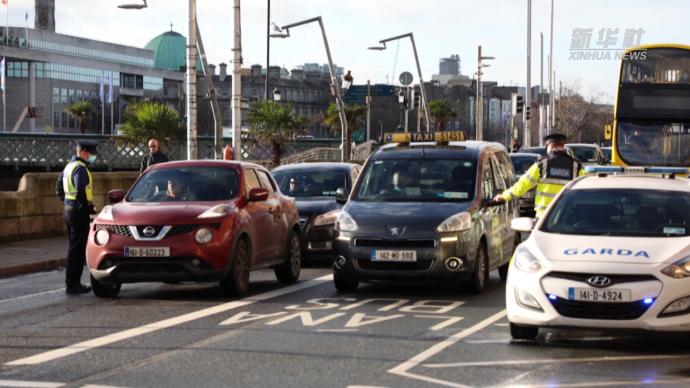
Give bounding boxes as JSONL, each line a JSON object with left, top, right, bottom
{"left": 0, "top": 133, "right": 340, "bottom": 170}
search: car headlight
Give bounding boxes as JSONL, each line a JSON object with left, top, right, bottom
{"left": 513, "top": 245, "right": 542, "bottom": 273}
{"left": 195, "top": 227, "right": 213, "bottom": 244}
{"left": 94, "top": 229, "right": 110, "bottom": 245}
{"left": 335, "top": 211, "right": 358, "bottom": 232}
{"left": 314, "top": 209, "right": 341, "bottom": 226}
{"left": 437, "top": 212, "right": 472, "bottom": 233}
{"left": 661, "top": 256, "right": 690, "bottom": 279}
{"left": 198, "top": 204, "right": 235, "bottom": 219}
{"left": 98, "top": 205, "right": 114, "bottom": 221}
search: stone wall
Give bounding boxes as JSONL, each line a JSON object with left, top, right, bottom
{"left": 0, "top": 171, "right": 139, "bottom": 242}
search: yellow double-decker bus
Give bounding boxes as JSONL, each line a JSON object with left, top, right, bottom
{"left": 612, "top": 43, "right": 690, "bottom": 167}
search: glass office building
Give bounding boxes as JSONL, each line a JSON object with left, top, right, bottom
{"left": 0, "top": 26, "right": 184, "bottom": 134}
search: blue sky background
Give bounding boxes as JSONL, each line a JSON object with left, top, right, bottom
{"left": 5, "top": 0, "right": 689, "bottom": 102}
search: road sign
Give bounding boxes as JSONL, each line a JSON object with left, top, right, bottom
{"left": 399, "top": 71, "right": 413, "bottom": 86}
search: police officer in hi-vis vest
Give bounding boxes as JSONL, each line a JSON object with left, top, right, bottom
{"left": 493, "top": 133, "right": 585, "bottom": 218}
{"left": 56, "top": 140, "right": 99, "bottom": 295}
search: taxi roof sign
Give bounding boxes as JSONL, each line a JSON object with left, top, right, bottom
{"left": 383, "top": 131, "right": 466, "bottom": 144}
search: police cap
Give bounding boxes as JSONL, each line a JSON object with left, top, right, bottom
{"left": 76, "top": 140, "right": 99, "bottom": 155}
{"left": 543, "top": 133, "right": 567, "bottom": 146}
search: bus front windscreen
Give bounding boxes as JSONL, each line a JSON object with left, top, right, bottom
{"left": 617, "top": 121, "right": 690, "bottom": 165}
{"left": 616, "top": 47, "right": 690, "bottom": 166}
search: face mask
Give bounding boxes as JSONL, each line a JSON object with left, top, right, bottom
{"left": 87, "top": 155, "right": 97, "bottom": 163}
{"left": 549, "top": 149, "right": 566, "bottom": 157}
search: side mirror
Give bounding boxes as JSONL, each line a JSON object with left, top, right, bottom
{"left": 335, "top": 187, "right": 348, "bottom": 204}
{"left": 108, "top": 189, "right": 125, "bottom": 204}
{"left": 248, "top": 187, "right": 269, "bottom": 202}
{"left": 511, "top": 217, "right": 535, "bottom": 232}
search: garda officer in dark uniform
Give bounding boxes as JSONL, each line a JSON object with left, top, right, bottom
{"left": 493, "top": 133, "right": 584, "bottom": 218}
{"left": 55, "top": 141, "right": 98, "bottom": 295}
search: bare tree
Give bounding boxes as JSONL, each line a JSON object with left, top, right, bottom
{"left": 555, "top": 82, "right": 613, "bottom": 144}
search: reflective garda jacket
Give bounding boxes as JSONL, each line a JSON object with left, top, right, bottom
{"left": 62, "top": 159, "right": 93, "bottom": 205}
{"left": 502, "top": 153, "right": 584, "bottom": 218}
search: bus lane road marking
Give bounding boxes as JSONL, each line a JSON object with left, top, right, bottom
{"left": 5, "top": 275, "right": 333, "bottom": 366}
{"left": 387, "top": 309, "right": 507, "bottom": 388}
{"left": 218, "top": 298, "right": 467, "bottom": 332}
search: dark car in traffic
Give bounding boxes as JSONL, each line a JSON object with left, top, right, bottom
{"left": 331, "top": 140, "right": 520, "bottom": 293}
{"left": 272, "top": 162, "right": 362, "bottom": 261}
{"left": 509, "top": 152, "right": 541, "bottom": 217}
{"left": 87, "top": 160, "right": 302, "bottom": 298}
{"left": 566, "top": 143, "right": 606, "bottom": 165}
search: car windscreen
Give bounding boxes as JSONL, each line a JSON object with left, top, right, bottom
{"left": 521, "top": 147, "right": 546, "bottom": 156}
{"left": 354, "top": 158, "right": 476, "bottom": 202}
{"left": 511, "top": 156, "right": 538, "bottom": 175}
{"left": 568, "top": 146, "right": 599, "bottom": 162}
{"left": 542, "top": 188, "right": 690, "bottom": 237}
{"left": 127, "top": 167, "right": 239, "bottom": 202}
{"left": 272, "top": 169, "right": 347, "bottom": 197}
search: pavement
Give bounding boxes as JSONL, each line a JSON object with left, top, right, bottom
{"left": 0, "top": 236, "right": 67, "bottom": 278}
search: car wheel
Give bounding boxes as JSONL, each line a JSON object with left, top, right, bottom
{"left": 510, "top": 322, "right": 539, "bottom": 340}
{"left": 333, "top": 273, "right": 359, "bottom": 292}
{"left": 275, "top": 230, "right": 302, "bottom": 284}
{"left": 467, "top": 243, "right": 488, "bottom": 294}
{"left": 90, "top": 275, "right": 121, "bottom": 298}
{"left": 499, "top": 235, "right": 520, "bottom": 281}
{"left": 220, "top": 239, "right": 250, "bottom": 296}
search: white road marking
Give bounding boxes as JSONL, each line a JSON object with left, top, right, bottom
{"left": 493, "top": 323, "right": 509, "bottom": 327}
{"left": 424, "top": 354, "right": 690, "bottom": 368}
{"left": 0, "top": 380, "right": 64, "bottom": 388}
{"left": 5, "top": 275, "right": 332, "bottom": 366}
{"left": 464, "top": 339, "right": 511, "bottom": 344}
{"left": 387, "top": 309, "right": 507, "bottom": 388}
{"left": 0, "top": 289, "right": 64, "bottom": 305}
{"left": 317, "top": 328, "right": 359, "bottom": 333}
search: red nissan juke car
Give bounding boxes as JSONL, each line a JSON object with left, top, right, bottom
{"left": 86, "top": 160, "right": 302, "bottom": 298}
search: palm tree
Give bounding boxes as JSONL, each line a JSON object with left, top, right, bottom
{"left": 323, "top": 103, "right": 366, "bottom": 145}
{"left": 66, "top": 100, "right": 94, "bottom": 134}
{"left": 428, "top": 99, "right": 458, "bottom": 131}
{"left": 246, "top": 101, "right": 307, "bottom": 166}
{"left": 120, "top": 100, "right": 184, "bottom": 145}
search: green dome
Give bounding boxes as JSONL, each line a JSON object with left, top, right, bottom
{"left": 145, "top": 30, "right": 202, "bottom": 72}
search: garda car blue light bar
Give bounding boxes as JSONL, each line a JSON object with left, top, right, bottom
{"left": 584, "top": 166, "right": 623, "bottom": 174}
{"left": 585, "top": 166, "right": 689, "bottom": 175}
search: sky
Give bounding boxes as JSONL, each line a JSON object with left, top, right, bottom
{"left": 4, "top": 0, "right": 690, "bottom": 102}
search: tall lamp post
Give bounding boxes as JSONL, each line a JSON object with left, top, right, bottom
{"left": 369, "top": 33, "right": 431, "bottom": 132}
{"left": 476, "top": 45, "right": 494, "bottom": 141}
{"left": 271, "top": 16, "right": 349, "bottom": 162}
{"left": 117, "top": 0, "right": 199, "bottom": 160}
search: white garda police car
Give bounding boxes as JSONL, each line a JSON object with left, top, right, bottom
{"left": 507, "top": 166, "right": 690, "bottom": 340}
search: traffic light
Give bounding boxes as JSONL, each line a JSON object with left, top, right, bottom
{"left": 411, "top": 88, "right": 420, "bottom": 109}
{"left": 525, "top": 106, "right": 532, "bottom": 121}
{"left": 515, "top": 95, "right": 524, "bottom": 114}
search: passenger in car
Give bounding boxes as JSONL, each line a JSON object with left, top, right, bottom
{"left": 166, "top": 179, "right": 189, "bottom": 200}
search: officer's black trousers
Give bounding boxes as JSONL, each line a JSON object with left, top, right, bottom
{"left": 64, "top": 205, "right": 90, "bottom": 287}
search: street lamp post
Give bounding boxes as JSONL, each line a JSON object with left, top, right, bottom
{"left": 271, "top": 16, "right": 349, "bottom": 162}
{"left": 476, "top": 45, "right": 494, "bottom": 141}
{"left": 369, "top": 33, "right": 431, "bottom": 132}
{"left": 186, "top": 0, "right": 198, "bottom": 160}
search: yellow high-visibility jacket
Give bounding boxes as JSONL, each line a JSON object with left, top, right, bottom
{"left": 502, "top": 154, "right": 584, "bottom": 218}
